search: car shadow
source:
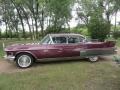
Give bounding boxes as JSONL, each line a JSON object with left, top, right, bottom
{"left": 32, "top": 57, "right": 113, "bottom": 68}
{"left": 33, "top": 58, "right": 92, "bottom": 67}
{"left": 0, "top": 57, "right": 112, "bottom": 74}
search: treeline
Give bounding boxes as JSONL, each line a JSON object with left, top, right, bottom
{"left": 0, "top": 0, "right": 120, "bottom": 41}
{"left": 0, "top": 31, "right": 33, "bottom": 39}
{"left": 0, "top": 0, "right": 73, "bottom": 40}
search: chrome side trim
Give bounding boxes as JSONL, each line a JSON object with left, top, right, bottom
{"left": 84, "top": 47, "right": 116, "bottom": 51}
{"left": 36, "top": 53, "right": 116, "bottom": 62}
{"left": 37, "top": 56, "right": 84, "bottom": 62}
{"left": 80, "top": 47, "right": 117, "bottom": 57}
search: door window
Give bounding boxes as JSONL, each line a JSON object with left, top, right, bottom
{"left": 52, "top": 37, "right": 67, "bottom": 44}
{"left": 68, "top": 36, "right": 85, "bottom": 44}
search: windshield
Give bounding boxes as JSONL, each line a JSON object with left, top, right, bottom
{"left": 40, "top": 35, "right": 51, "bottom": 44}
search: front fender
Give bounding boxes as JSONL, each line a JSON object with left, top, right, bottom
{"left": 15, "top": 51, "right": 38, "bottom": 60}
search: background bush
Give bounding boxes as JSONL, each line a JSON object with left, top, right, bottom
{"left": 88, "top": 16, "right": 110, "bottom": 41}
{"left": 113, "top": 31, "right": 120, "bottom": 39}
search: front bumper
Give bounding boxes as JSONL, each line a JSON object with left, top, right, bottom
{"left": 4, "top": 55, "right": 15, "bottom": 62}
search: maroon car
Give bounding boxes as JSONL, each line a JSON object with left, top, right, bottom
{"left": 4, "top": 34, "right": 117, "bottom": 68}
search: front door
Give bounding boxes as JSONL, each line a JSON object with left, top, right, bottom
{"left": 44, "top": 44, "right": 64, "bottom": 58}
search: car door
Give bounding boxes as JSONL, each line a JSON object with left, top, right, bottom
{"left": 62, "top": 36, "right": 85, "bottom": 57}
{"left": 45, "top": 36, "right": 67, "bottom": 58}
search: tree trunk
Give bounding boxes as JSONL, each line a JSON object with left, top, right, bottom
{"left": 114, "top": 12, "right": 117, "bottom": 32}
{"left": 18, "top": 10, "right": 26, "bottom": 40}
{"left": 15, "top": 25, "right": 20, "bottom": 40}
{"left": 19, "top": 6, "right": 33, "bottom": 40}
{"left": 32, "top": 18, "right": 35, "bottom": 40}
{"left": 34, "top": 0, "right": 39, "bottom": 39}
{"left": 11, "top": 0, "right": 26, "bottom": 39}
{"left": 5, "top": 23, "right": 8, "bottom": 40}
{"left": 0, "top": 30, "right": 1, "bottom": 40}
{"left": 39, "top": 9, "right": 44, "bottom": 37}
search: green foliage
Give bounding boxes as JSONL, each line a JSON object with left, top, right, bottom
{"left": 113, "top": 31, "right": 120, "bottom": 39}
{"left": 88, "top": 16, "right": 110, "bottom": 41}
{"left": 111, "top": 25, "right": 120, "bottom": 31}
{"left": 0, "top": 30, "right": 31, "bottom": 39}
{"left": 46, "top": 0, "right": 73, "bottom": 30}
{"left": 71, "top": 27, "right": 89, "bottom": 36}
{"left": 1, "top": 0, "right": 120, "bottom": 40}
{"left": 45, "top": 26, "right": 64, "bottom": 34}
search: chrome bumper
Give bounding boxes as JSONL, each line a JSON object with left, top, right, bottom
{"left": 4, "top": 55, "right": 15, "bottom": 62}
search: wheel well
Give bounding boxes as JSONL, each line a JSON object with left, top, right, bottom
{"left": 15, "top": 52, "right": 36, "bottom": 62}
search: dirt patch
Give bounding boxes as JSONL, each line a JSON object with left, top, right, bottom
{"left": 0, "top": 60, "right": 31, "bottom": 74}
{"left": 0, "top": 57, "right": 116, "bottom": 74}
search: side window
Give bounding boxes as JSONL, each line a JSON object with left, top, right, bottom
{"left": 68, "top": 37, "right": 79, "bottom": 44}
{"left": 52, "top": 37, "right": 67, "bottom": 44}
{"left": 79, "top": 36, "right": 85, "bottom": 42}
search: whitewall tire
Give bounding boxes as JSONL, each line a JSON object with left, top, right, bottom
{"left": 89, "top": 56, "right": 99, "bottom": 62}
{"left": 16, "top": 54, "right": 34, "bottom": 68}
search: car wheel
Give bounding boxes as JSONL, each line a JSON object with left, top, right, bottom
{"left": 16, "top": 54, "right": 34, "bottom": 68}
{"left": 89, "top": 56, "right": 98, "bottom": 62}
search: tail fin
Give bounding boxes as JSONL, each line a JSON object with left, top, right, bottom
{"left": 105, "top": 41, "right": 116, "bottom": 47}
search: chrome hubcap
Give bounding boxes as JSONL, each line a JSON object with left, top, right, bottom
{"left": 89, "top": 56, "right": 98, "bottom": 62}
{"left": 18, "top": 55, "right": 31, "bottom": 68}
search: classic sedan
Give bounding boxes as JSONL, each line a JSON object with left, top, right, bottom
{"left": 4, "top": 34, "right": 117, "bottom": 68}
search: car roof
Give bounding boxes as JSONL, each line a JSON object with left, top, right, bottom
{"left": 48, "top": 33, "right": 85, "bottom": 37}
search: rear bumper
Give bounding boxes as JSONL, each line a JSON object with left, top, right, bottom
{"left": 4, "top": 55, "right": 15, "bottom": 62}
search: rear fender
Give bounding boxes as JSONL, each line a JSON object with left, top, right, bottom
{"left": 104, "top": 41, "right": 116, "bottom": 47}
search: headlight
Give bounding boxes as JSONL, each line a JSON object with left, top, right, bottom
{"left": 6, "top": 52, "right": 14, "bottom": 56}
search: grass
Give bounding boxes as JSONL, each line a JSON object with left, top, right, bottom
{"left": 116, "top": 38, "right": 120, "bottom": 47}
{"left": 0, "top": 39, "right": 120, "bottom": 90}
{"left": 0, "top": 60, "right": 120, "bottom": 90}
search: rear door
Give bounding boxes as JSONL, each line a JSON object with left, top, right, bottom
{"left": 62, "top": 36, "right": 84, "bottom": 57}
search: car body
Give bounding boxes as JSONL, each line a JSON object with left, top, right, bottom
{"left": 4, "top": 33, "right": 117, "bottom": 68}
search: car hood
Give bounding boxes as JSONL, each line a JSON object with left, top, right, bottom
{"left": 4, "top": 43, "right": 42, "bottom": 51}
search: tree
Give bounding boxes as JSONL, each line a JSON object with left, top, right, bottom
{"left": 77, "top": 0, "right": 113, "bottom": 40}
{"left": 88, "top": 15, "right": 110, "bottom": 41}
{"left": 112, "top": 0, "right": 120, "bottom": 31}
{"left": 46, "top": 0, "right": 73, "bottom": 33}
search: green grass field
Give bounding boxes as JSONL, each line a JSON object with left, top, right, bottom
{"left": 0, "top": 60, "right": 120, "bottom": 90}
{"left": 0, "top": 39, "right": 120, "bottom": 90}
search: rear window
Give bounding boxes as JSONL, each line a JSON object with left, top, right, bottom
{"left": 68, "top": 37, "right": 79, "bottom": 43}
